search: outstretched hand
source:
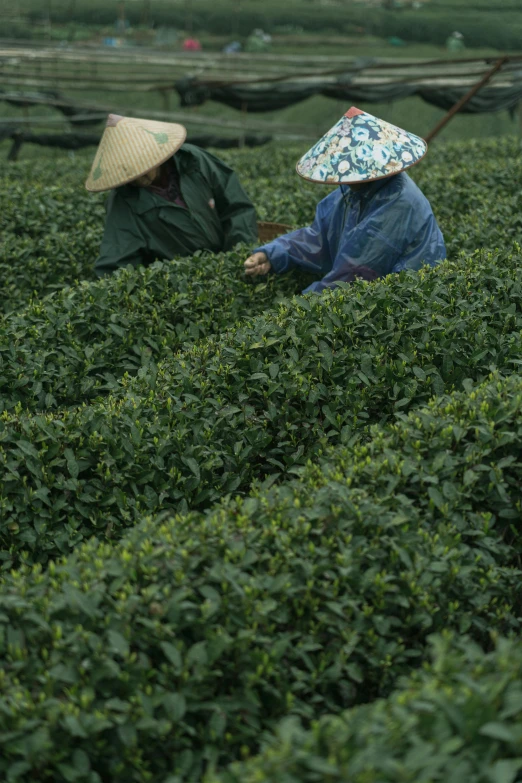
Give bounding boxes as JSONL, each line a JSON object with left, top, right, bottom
{"left": 244, "top": 251, "right": 271, "bottom": 277}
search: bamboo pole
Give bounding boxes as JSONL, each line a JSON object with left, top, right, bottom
{"left": 4, "top": 39, "right": 522, "bottom": 69}
{"left": 0, "top": 114, "right": 106, "bottom": 125}
{"left": 47, "top": 0, "right": 52, "bottom": 42}
{"left": 3, "top": 44, "right": 522, "bottom": 84}
{"left": 240, "top": 100, "right": 247, "bottom": 148}
{"left": 117, "top": 1, "right": 126, "bottom": 36}
{"left": 185, "top": 0, "right": 193, "bottom": 34}
{"left": 1, "top": 93, "right": 318, "bottom": 137}
{"left": 142, "top": 0, "right": 151, "bottom": 26}
{"left": 424, "top": 56, "right": 508, "bottom": 143}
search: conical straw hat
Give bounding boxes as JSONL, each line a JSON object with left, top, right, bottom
{"left": 85, "top": 114, "right": 187, "bottom": 192}
{"left": 296, "top": 107, "right": 427, "bottom": 185}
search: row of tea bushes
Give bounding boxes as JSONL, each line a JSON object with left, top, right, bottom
{"left": 214, "top": 634, "right": 522, "bottom": 783}
{"left": 1, "top": 228, "right": 100, "bottom": 313}
{"left": 2, "top": 250, "right": 522, "bottom": 565}
{"left": 0, "top": 178, "right": 104, "bottom": 312}
{"left": 1, "top": 137, "right": 521, "bottom": 311}
{"left": 2, "top": 137, "right": 522, "bottom": 782}
{"left": 0, "top": 181, "right": 101, "bottom": 240}
{"left": 1, "top": 373, "right": 521, "bottom": 781}
{"left": 0, "top": 152, "right": 314, "bottom": 315}
{"left": 412, "top": 137, "right": 522, "bottom": 258}
{"left": 0, "top": 248, "right": 312, "bottom": 412}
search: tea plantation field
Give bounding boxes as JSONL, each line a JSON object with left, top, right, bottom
{"left": 1, "top": 137, "right": 522, "bottom": 782}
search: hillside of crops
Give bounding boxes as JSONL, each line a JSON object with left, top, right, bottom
{"left": 1, "top": 136, "right": 522, "bottom": 781}
{"left": 12, "top": 0, "right": 522, "bottom": 50}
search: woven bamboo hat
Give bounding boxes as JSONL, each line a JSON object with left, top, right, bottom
{"left": 85, "top": 114, "right": 187, "bottom": 192}
{"left": 296, "top": 107, "right": 427, "bottom": 185}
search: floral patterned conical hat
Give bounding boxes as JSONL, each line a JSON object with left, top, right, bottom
{"left": 296, "top": 107, "right": 427, "bottom": 185}
{"left": 85, "top": 114, "right": 187, "bottom": 192}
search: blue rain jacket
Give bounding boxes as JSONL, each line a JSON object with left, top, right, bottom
{"left": 256, "top": 172, "right": 446, "bottom": 294}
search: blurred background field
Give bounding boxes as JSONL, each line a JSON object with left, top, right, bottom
{"left": 4, "top": 0, "right": 521, "bottom": 50}
{"left": 1, "top": 0, "right": 521, "bottom": 162}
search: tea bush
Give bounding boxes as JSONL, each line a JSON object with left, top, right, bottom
{"left": 1, "top": 230, "right": 101, "bottom": 312}
{"left": 2, "top": 136, "right": 522, "bottom": 781}
{"left": 0, "top": 178, "right": 103, "bottom": 311}
{"left": 2, "top": 250, "right": 522, "bottom": 565}
{"left": 1, "top": 137, "right": 521, "bottom": 312}
{"left": 214, "top": 633, "right": 522, "bottom": 783}
{"left": 0, "top": 250, "right": 312, "bottom": 412}
{"left": 0, "top": 373, "right": 521, "bottom": 781}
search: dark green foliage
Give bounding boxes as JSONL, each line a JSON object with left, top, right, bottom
{"left": 214, "top": 634, "right": 522, "bottom": 783}
{"left": 0, "top": 373, "right": 521, "bottom": 781}
{"left": 0, "top": 178, "right": 102, "bottom": 313}
{"left": 2, "top": 136, "right": 522, "bottom": 782}
{"left": 0, "top": 180, "right": 100, "bottom": 240}
{"left": 2, "top": 250, "right": 522, "bottom": 565}
{"left": 2, "top": 138, "right": 521, "bottom": 317}
{"left": 412, "top": 137, "right": 522, "bottom": 258}
{"left": 1, "top": 230, "right": 99, "bottom": 314}
{"left": 0, "top": 249, "right": 311, "bottom": 412}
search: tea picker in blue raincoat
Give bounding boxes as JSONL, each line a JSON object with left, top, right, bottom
{"left": 244, "top": 107, "right": 446, "bottom": 293}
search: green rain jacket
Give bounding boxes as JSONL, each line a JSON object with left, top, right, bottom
{"left": 95, "top": 143, "right": 258, "bottom": 276}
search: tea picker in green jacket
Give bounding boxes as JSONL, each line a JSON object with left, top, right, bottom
{"left": 85, "top": 114, "right": 258, "bottom": 276}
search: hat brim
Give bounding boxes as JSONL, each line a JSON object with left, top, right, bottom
{"left": 296, "top": 145, "right": 428, "bottom": 186}
{"left": 86, "top": 140, "right": 186, "bottom": 192}
{"left": 295, "top": 107, "right": 428, "bottom": 186}
{"left": 85, "top": 119, "right": 187, "bottom": 192}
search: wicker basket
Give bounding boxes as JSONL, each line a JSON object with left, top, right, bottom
{"left": 257, "top": 221, "right": 293, "bottom": 243}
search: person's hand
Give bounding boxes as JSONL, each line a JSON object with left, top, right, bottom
{"left": 244, "top": 251, "right": 271, "bottom": 277}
